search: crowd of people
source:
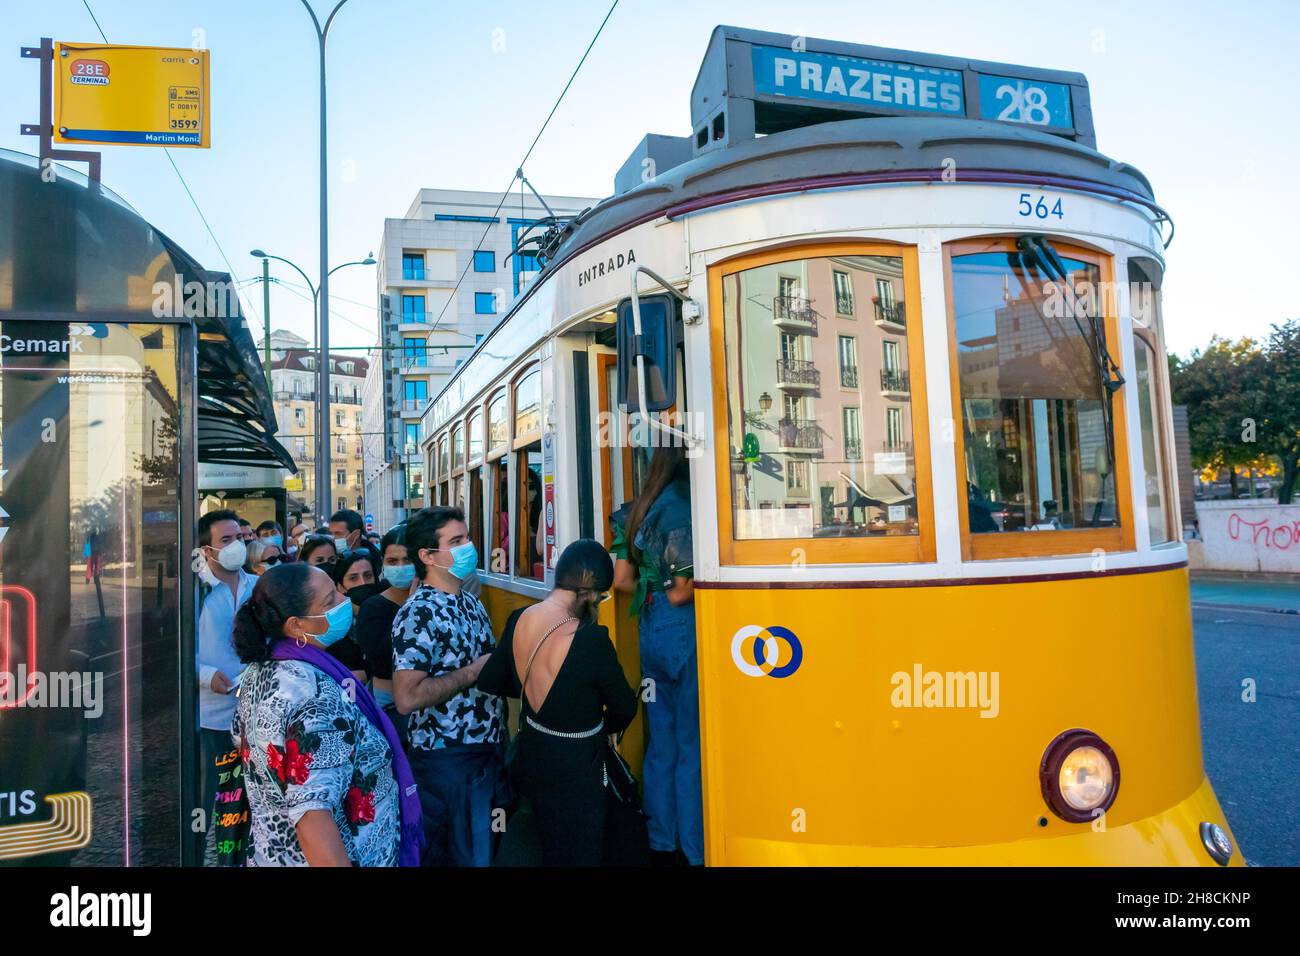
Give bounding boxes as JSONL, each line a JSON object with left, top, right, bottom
{"left": 194, "top": 446, "right": 701, "bottom": 867}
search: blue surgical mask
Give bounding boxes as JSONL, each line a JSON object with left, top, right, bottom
{"left": 333, "top": 536, "right": 352, "bottom": 556}
{"left": 304, "top": 599, "right": 354, "bottom": 648}
{"left": 431, "top": 542, "right": 478, "bottom": 581}
{"left": 385, "top": 564, "right": 416, "bottom": 589}
{"left": 264, "top": 534, "right": 283, "bottom": 548}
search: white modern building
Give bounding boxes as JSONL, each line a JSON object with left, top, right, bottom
{"left": 365, "top": 187, "right": 598, "bottom": 527}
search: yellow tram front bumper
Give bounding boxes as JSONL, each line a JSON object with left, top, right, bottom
{"left": 720, "top": 776, "right": 1243, "bottom": 866}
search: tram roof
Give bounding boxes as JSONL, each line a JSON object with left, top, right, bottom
{"left": 550, "top": 113, "right": 1158, "bottom": 269}
{"left": 0, "top": 150, "right": 295, "bottom": 472}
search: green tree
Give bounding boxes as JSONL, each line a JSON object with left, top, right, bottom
{"left": 1169, "top": 336, "right": 1267, "bottom": 497}
{"left": 1256, "top": 320, "right": 1300, "bottom": 503}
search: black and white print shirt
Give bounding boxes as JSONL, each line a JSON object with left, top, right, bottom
{"left": 391, "top": 584, "right": 505, "bottom": 751}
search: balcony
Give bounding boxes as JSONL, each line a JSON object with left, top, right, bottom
{"left": 839, "top": 366, "right": 859, "bottom": 389}
{"left": 879, "top": 368, "right": 911, "bottom": 396}
{"left": 773, "top": 295, "right": 818, "bottom": 333}
{"left": 328, "top": 394, "right": 362, "bottom": 406}
{"left": 402, "top": 353, "right": 431, "bottom": 371}
{"left": 882, "top": 438, "right": 913, "bottom": 455}
{"left": 274, "top": 389, "right": 314, "bottom": 402}
{"left": 400, "top": 399, "right": 426, "bottom": 415}
{"left": 835, "top": 293, "right": 855, "bottom": 315}
{"left": 873, "top": 298, "right": 906, "bottom": 331}
{"left": 844, "top": 440, "right": 863, "bottom": 461}
{"left": 775, "top": 358, "right": 820, "bottom": 392}
{"left": 776, "top": 417, "right": 823, "bottom": 455}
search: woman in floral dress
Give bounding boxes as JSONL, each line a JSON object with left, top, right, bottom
{"left": 231, "top": 562, "right": 421, "bottom": 866}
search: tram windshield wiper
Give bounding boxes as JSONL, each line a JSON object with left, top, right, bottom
{"left": 1015, "top": 235, "right": 1124, "bottom": 394}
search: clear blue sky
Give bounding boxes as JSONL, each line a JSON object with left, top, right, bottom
{"left": 2, "top": 0, "right": 1297, "bottom": 356}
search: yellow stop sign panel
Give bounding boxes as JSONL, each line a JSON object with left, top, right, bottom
{"left": 53, "top": 43, "right": 210, "bottom": 148}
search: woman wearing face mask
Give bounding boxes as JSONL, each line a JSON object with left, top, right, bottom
{"left": 231, "top": 562, "right": 422, "bottom": 866}
{"left": 299, "top": 536, "right": 339, "bottom": 568}
{"left": 478, "top": 539, "right": 638, "bottom": 866}
{"left": 355, "top": 524, "right": 414, "bottom": 744}
{"left": 326, "top": 551, "right": 378, "bottom": 686}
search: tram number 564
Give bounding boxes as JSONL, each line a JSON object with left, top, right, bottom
{"left": 1017, "top": 193, "right": 1064, "bottom": 220}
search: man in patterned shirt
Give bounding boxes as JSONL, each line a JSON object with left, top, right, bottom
{"left": 392, "top": 506, "right": 506, "bottom": 866}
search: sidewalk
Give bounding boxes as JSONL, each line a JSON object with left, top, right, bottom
{"left": 1189, "top": 572, "right": 1300, "bottom": 613}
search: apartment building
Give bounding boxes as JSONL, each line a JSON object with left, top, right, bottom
{"left": 365, "top": 187, "right": 598, "bottom": 526}
{"left": 264, "top": 329, "right": 368, "bottom": 519}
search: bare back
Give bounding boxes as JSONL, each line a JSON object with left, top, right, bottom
{"left": 512, "top": 602, "right": 581, "bottom": 714}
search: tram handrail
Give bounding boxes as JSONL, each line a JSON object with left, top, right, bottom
{"left": 628, "top": 265, "right": 703, "bottom": 450}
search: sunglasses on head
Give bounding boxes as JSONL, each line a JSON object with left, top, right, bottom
{"left": 263, "top": 555, "right": 284, "bottom": 566}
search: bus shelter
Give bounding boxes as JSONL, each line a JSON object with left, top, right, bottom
{"left": 0, "top": 150, "right": 293, "bottom": 866}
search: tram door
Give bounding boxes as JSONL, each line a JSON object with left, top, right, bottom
{"left": 591, "top": 305, "right": 689, "bottom": 778}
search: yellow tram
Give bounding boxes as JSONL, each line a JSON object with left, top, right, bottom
{"left": 418, "top": 27, "right": 1240, "bottom": 866}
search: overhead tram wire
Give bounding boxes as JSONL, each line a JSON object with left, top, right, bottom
{"left": 426, "top": 0, "right": 621, "bottom": 336}
{"left": 80, "top": 0, "right": 261, "bottom": 328}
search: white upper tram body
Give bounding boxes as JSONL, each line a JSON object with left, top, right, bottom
{"left": 421, "top": 26, "right": 1179, "bottom": 598}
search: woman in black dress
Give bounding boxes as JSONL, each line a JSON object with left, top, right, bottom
{"left": 478, "top": 539, "right": 637, "bottom": 866}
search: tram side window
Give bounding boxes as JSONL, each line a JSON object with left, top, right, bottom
{"left": 950, "top": 250, "right": 1117, "bottom": 533}
{"left": 468, "top": 466, "right": 485, "bottom": 568}
{"left": 489, "top": 456, "right": 511, "bottom": 573}
{"left": 515, "top": 443, "right": 544, "bottom": 580}
{"left": 721, "top": 253, "right": 920, "bottom": 540}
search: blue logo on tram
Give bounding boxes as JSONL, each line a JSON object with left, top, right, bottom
{"left": 731, "top": 624, "right": 803, "bottom": 679}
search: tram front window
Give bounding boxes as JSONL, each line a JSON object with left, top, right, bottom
{"left": 721, "top": 253, "right": 920, "bottom": 540}
{"left": 950, "top": 249, "right": 1117, "bottom": 533}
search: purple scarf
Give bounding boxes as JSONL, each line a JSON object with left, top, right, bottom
{"left": 270, "top": 639, "right": 423, "bottom": 867}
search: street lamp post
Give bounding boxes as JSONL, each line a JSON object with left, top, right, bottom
{"left": 251, "top": 249, "right": 374, "bottom": 518}
{"left": 298, "top": 0, "right": 352, "bottom": 524}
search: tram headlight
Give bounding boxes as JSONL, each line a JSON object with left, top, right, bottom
{"left": 1039, "top": 729, "right": 1120, "bottom": 823}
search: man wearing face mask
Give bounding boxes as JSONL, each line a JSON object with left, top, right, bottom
{"left": 194, "top": 509, "right": 255, "bottom": 864}
{"left": 328, "top": 509, "right": 366, "bottom": 558}
{"left": 392, "top": 506, "right": 506, "bottom": 867}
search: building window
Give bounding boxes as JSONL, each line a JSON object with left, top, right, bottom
{"left": 786, "top": 459, "right": 808, "bottom": 492}
{"left": 336, "top": 469, "right": 346, "bottom": 486}
{"left": 403, "top": 380, "right": 428, "bottom": 408}
{"left": 474, "top": 291, "right": 497, "bottom": 315}
{"left": 473, "top": 250, "right": 495, "bottom": 273}
{"left": 843, "top": 406, "right": 862, "bottom": 461}
{"left": 402, "top": 251, "right": 425, "bottom": 280}
{"left": 335, "top": 410, "right": 344, "bottom": 426}
{"left": 338, "top": 497, "right": 346, "bottom": 512}
{"left": 405, "top": 423, "right": 421, "bottom": 455}
{"left": 294, "top": 407, "right": 305, "bottom": 426}
{"left": 302, "top": 356, "right": 315, "bottom": 371}
{"left": 885, "top": 407, "right": 904, "bottom": 449}
{"left": 403, "top": 337, "right": 427, "bottom": 369}
{"left": 838, "top": 335, "right": 858, "bottom": 388}
{"left": 833, "top": 270, "right": 854, "bottom": 315}
{"left": 356, "top": 470, "right": 364, "bottom": 488}
{"left": 401, "top": 294, "right": 426, "bottom": 321}
{"left": 294, "top": 437, "right": 306, "bottom": 459}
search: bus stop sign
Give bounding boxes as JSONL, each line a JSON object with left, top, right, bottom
{"left": 53, "top": 42, "right": 210, "bottom": 148}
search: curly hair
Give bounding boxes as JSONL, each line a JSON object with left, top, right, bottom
{"left": 232, "top": 562, "right": 318, "bottom": 663}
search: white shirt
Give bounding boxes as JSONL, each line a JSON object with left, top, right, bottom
{"left": 196, "top": 569, "right": 255, "bottom": 731}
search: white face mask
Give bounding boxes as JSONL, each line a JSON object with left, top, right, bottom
{"left": 213, "top": 539, "right": 247, "bottom": 572}
{"left": 333, "top": 535, "right": 352, "bottom": 554}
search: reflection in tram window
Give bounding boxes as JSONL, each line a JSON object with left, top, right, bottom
{"left": 514, "top": 369, "right": 541, "bottom": 436}
{"left": 951, "top": 251, "right": 1116, "bottom": 533}
{"left": 487, "top": 390, "right": 508, "bottom": 450}
{"left": 1133, "top": 336, "right": 1171, "bottom": 545}
{"left": 722, "top": 254, "right": 919, "bottom": 540}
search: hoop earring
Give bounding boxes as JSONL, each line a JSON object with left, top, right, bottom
{"left": 295, "top": 631, "right": 307, "bottom": 648}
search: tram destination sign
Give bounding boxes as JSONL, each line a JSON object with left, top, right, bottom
{"left": 693, "top": 29, "right": 1093, "bottom": 147}
{"left": 753, "top": 45, "right": 1075, "bottom": 131}
{"left": 53, "top": 42, "right": 210, "bottom": 148}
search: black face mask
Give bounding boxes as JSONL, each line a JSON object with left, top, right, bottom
{"left": 346, "top": 582, "right": 383, "bottom": 607}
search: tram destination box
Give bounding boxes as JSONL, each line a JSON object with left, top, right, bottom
{"left": 690, "top": 26, "right": 1095, "bottom": 156}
